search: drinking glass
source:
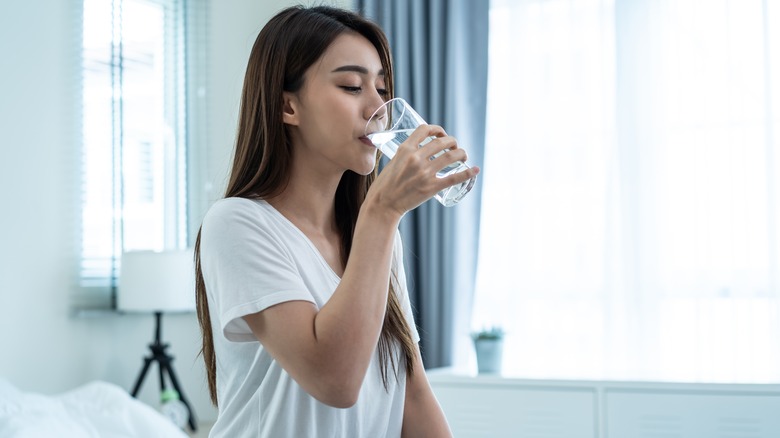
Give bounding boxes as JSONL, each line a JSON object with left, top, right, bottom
{"left": 364, "top": 98, "right": 477, "bottom": 207}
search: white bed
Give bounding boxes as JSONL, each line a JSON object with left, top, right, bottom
{"left": 0, "top": 378, "right": 188, "bottom": 438}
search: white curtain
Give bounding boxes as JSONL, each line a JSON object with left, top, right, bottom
{"left": 473, "top": 0, "right": 780, "bottom": 383}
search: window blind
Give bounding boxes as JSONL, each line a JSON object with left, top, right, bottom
{"left": 79, "top": 0, "right": 204, "bottom": 307}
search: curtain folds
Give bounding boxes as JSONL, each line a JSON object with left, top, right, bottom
{"left": 358, "top": 0, "right": 490, "bottom": 368}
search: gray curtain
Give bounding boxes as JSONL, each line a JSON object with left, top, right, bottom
{"left": 358, "top": 0, "right": 490, "bottom": 368}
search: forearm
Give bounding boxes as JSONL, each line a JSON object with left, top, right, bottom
{"left": 309, "top": 199, "right": 402, "bottom": 388}
{"left": 244, "top": 198, "right": 406, "bottom": 406}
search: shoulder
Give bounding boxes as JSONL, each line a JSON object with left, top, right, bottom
{"left": 202, "top": 197, "right": 272, "bottom": 232}
{"left": 200, "top": 197, "right": 301, "bottom": 251}
{"left": 203, "top": 197, "right": 265, "bottom": 221}
{"left": 200, "top": 198, "right": 287, "bottom": 253}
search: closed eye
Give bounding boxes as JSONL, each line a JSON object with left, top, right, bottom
{"left": 339, "top": 86, "right": 389, "bottom": 97}
{"left": 340, "top": 86, "right": 362, "bottom": 94}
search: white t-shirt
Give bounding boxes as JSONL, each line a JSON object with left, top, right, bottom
{"left": 199, "top": 197, "right": 420, "bottom": 438}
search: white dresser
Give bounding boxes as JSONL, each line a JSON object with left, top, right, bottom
{"left": 427, "top": 369, "right": 780, "bottom": 438}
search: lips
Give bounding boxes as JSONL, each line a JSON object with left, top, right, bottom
{"left": 359, "top": 136, "right": 375, "bottom": 147}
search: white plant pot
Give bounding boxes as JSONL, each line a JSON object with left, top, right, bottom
{"left": 474, "top": 338, "right": 503, "bottom": 374}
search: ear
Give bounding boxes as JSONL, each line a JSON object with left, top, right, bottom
{"left": 282, "top": 92, "right": 300, "bottom": 126}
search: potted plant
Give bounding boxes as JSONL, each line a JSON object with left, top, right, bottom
{"left": 471, "top": 326, "right": 505, "bottom": 374}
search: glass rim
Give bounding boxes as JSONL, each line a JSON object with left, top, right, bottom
{"left": 364, "top": 97, "right": 412, "bottom": 136}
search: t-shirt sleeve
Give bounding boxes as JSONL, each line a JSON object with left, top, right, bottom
{"left": 393, "top": 231, "right": 420, "bottom": 344}
{"left": 200, "top": 198, "right": 315, "bottom": 342}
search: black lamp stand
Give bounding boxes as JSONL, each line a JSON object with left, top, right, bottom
{"left": 130, "top": 311, "right": 197, "bottom": 432}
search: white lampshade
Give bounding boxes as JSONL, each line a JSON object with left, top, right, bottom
{"left": 118, "top": 249, "right": 196, "bottom": 313}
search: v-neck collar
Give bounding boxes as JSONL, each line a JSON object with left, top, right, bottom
{"left": 255, "top": 199, "right": 342, "bottom": 283}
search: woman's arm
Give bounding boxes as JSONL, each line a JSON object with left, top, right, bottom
{"left": 402, "top": 344, "right": 453, "bottom": 437}
{"left": 243, "top": 125, "right": 479, "bottom": 408}
{"left": 242, "top": 202, "right": 399, "bottom": 408}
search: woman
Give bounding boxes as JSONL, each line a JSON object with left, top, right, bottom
{"left": 195, "top": 5, "right": 478, "bottom": 437}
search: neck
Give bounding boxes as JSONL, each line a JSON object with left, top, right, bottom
{"left": 269, "top": 130, "right": 360, "bottom": 234}
{"left": 267, "top": 163, "right": 342, "bottom": 235}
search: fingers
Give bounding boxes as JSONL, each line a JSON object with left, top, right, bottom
{"left": 425, "top": 140, "right": 467, "bottom": 164}
{"left": 400, "top": 124, "right": 462, "bottom": 159}
{"left": 398, "top": 123, "right": 473, "bottom": 180}
{"left": 412, "top": 124, "right": 447, "bottom": 142}
{"left": 398, "top": 125, "right": 447, "bottom": 153}
{"left": 371, "top": 123, "right": 477, "bottom": 210}
{"left": 438, "top": 163, "right": 480, "bottom": 188}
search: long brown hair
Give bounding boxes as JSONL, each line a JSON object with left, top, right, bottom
{"left": 194, "top": 5, "right": 416, "bottom": 407}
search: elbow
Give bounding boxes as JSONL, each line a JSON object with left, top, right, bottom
{"left": 297, "top": 348, "right": 369, "bottom": 408}
{"left": 310, "top": 376, "right": 362, "bottom": 409}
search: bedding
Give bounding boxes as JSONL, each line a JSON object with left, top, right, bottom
{"left": 0, "top": 378, "right": 188, "bottom": 438}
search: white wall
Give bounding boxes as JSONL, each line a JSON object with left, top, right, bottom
{"left": 0, "top": 0, "right": 350, "bottom": 424}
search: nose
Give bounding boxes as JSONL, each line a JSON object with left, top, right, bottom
{"left": 363, "top": 96, "right": 387, "bottom": 136}
{"left": 363, "top": 90, "right": 387, "bottom": 122}
{"left": 364, "top": 106, "right": 387, "bottom": 136}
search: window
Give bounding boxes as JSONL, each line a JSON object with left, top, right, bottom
{"left": 80, "top": 0, "right": 188, "bottom": 303}
{"left": 473, "top": 0, "right": 780, "bottom": 383}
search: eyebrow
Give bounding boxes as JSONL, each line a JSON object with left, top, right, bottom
{"left": 331, "top": 65, "right": 385, "bottom": 76}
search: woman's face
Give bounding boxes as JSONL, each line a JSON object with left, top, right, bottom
{"left": 283, "top": 32, "right": 388, "bottom": 176}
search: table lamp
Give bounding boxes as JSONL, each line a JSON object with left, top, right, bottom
{"left": 118, "top": 249, "right": 197, "bottom": 432}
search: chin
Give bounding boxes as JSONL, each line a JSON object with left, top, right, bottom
{"left": 349, "top": 157, "right": 376, "bottom": 176}
{"left": 352, "top": 150, "right": 378, "bottom": 175}
{"left": 354, "top": 164, "right": 376, "bottom": 176}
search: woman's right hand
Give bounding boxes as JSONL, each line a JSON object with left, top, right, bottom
{"left": 365, "top": 124, "right": 480, "bottom": 216}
